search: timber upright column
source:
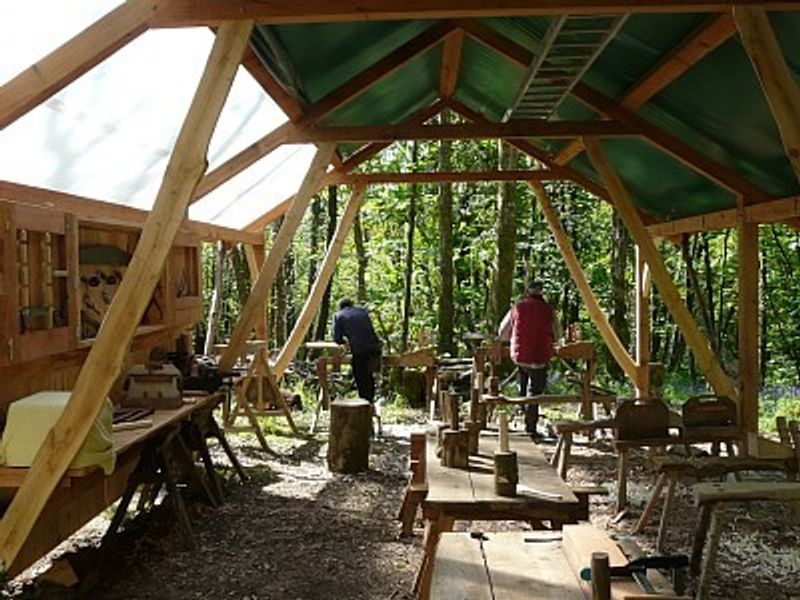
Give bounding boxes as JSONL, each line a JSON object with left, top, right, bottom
{"left": 635, "top": 246, "right": 651, "bottom": 398}
{"left": 738, "top": 220, "right": 759, "bottom": 434}
{"left": 328, "top": 399, "right": 372, "bottom": 473}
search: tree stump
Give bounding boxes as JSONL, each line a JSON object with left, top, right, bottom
{"left": 494, "top": 451, "right": 518, "bottom": 497}
{"left": 328, "top": 398, "right": 372, "bottom": 473}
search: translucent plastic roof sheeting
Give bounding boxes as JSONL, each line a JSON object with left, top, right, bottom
{"left": 1, "top": 2, "right": 313, "bottom": 229}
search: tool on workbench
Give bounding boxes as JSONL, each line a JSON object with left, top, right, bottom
{"left": 579, "top": 555, "right": 689, "bottom": 595}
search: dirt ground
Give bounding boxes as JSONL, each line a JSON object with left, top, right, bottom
{"left": 4, "top": 409, "right": 800, "bottom": 599}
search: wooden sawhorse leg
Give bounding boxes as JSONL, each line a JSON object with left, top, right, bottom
{"left": 634, "top": 471, "right": 668, "bottom": 533}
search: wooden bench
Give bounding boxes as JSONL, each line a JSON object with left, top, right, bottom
{"left": 551, "top": 418, "right": 615, "bottom": 480}
{"left": 0, "top": 392, "right": 239, "bottom": 575}
{"left": 690, "top": 481, "right": 800, "bottom": 600}
{"left": 634, "top": 454, "right": 794, "bottom": 552}
{"left": 430, "top": 525, "right": 686, "bottom": 599}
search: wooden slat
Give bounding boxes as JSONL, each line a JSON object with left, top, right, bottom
{"left": 440, "top": 30, "right": 465, "bottom": 98}
{"left": 152, "top": 1, "right": 800, "bottom": 27}
{"left": 0, "top": 20, "right": 254, "bottom": 571}
{"left": 734, "top": 6, "right": 800, "bottom": 181}
{"left": 584, "top": 137, "right": 737, "bottom": 401}
{"left": 193, "top": 21, "right": 455, "bottom": 202}
{"left": 273, "top": 185, "right": 366, "bottom": 378}
{"left": 483, "top": 532, "right": 584, "bottom": 600}
{"left": 0, "top": 0, "right": 158, "bottom": 129}
{"left": 430, "top": 534, "right": 493, "bottom": 600}
{"left": 532, "top": 181, "right": 639, "bottom": 383}
{"left": 294, "top": 120, "right": 636, "bottom": 142}
{"left": 218, "top": 143, "right": 336, "bottom": 372}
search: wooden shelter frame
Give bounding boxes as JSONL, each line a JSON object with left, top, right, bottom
{"left": 1, "top": 0, "right": 799, "bottom": 574}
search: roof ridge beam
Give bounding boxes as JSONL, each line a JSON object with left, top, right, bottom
{"left": 193, "top": 20, "right": 455, "bottom": 202}
{"left": 0, "top": 0, "right": 160, "bottom": 129}
{"left": 152, "top": 1, "right": 800, "bottom": 28}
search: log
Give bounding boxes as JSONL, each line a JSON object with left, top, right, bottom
{"left": 327, "top": 399, "right": 372, "bottom": 473}
{"left": 447, "top": 392, "right": 460, "bottom": 430}
{"left": 465, "top": 420, "right": 481, "bottom": 455}
{"left": 442, "top": 429, "right": 469, "bottom": 468}
{"left": 494, "top": 450, "right": 518, "bottom": 497}
{"left": 591, "top": 552, "right": 611, "bottom": 600}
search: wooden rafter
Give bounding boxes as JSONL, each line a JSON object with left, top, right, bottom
{"left": 239, "top": 44, "right": 306, "bottom": 121}
{"left": 0, "top": 181, "right": 262, "bottom": 244}
{"left": 0, "top": 0, "right": 159, "bottom": 129}
{"left": 0, "top": 20, "right": 255, "bottom": 571}
{"left": 337, "top": 170, "right": 561, "bottom": 185}
{"left": 459, "top": 17, "right": 772, "bottom": 203}
{"left": 440, "top": 30, "right": 465, "bottom": 98}
{"left": 531, "top": 181, "right": 638, "bottom": 383}
{"left": 584, "top": 136, "right": 737, "bottom": 400}
{"left": 292, "top": 120, "right": 635, "bottom": 143}
{"left": 555, "top": 12, "right": 737, "bottom": 165}
{"left": 151, "top": 1, "right": 800, "bottom": 27}
{"left": 734, "top": 6, "right": 800, "bottom": 181}
{"left": 219, "top": 143, "right": 337, "bottom": 372}
{"left": 242, "top": 100, "right": 448, "bottom": 232}
{"left": 273, "top": 184, "right": 367, "bottom": 378}
{"left": 192, "top": 21, "right": 455, "bottom": 202}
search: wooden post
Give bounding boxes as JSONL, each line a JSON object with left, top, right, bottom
{"left": 583, "top": 138, "right": 737, "bottom": 401}
{"left": 635, "top": 245, "right": 651, "bottom": 397}
{"left": 591, "top": 552, "right": 611, "bottom": 600}
{"left": 734, "top": 6, "right": 800, "bottom": 182}
{"left": 738, "top": 221, "right": 760, "bottom": 433}
{"left": 244, "top": 243, "right": 268, "bottom": 341}
{"left": 273, "top": 185, "right": 367, "bottom": 378}
{"left": 0, "top": 20, "right": 254, "bottom": 571}
{"left": 493, "top": 450, "right": 518, "bottom": 497}
{"left": 447, "top": 393, "right": 460, "bottom": 431}
{"left": 530, "top": 181, "right": 638, "bottom": 383}
{"left": 327, "top": 398, "right": 372, "bottom": 473}
{"left": 219, "top": 143, "right": 337, "bottom": 372}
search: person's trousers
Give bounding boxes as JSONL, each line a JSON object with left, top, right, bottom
{"left": 352, "top": 350, "right": 381, "bottom": 402}
{"left": 519, "top": 365, "right": 548, "bottom": 433}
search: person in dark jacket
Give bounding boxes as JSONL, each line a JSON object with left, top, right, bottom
{"left": 333, "top": 299, "right": 382, "bottom": 402}
{"left": 498, "top": 282, "right": 561, "bottom": 437}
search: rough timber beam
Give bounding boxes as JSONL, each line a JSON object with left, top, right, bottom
{"left": 337, "top": 170, "right": 561, "bottom": 185}
{"left": 219, "top": 143, "right": 337, "bottom": 372}
{"left": 647, "top": 195, "right": 800, "bottom": 236}
{"left": 555, "top": 12, "right": 737, "bottom": 165}
{"left": 193, "top": 21, "right": 455, "bottom": 202}
{"left": 293, "top": 120, "right": 635, "bottom": 143}
{"left": 0, "top": 20, "right": 255, "bottom": 571}
{"left": 734, "top": 6, "right": 800, "bottom": 182}
{"left": 242, "top": 100, "right": 448, "bottom": 233}
{"left": 151, "top": 1, "right": 800, "bottom": 27}
{"left": 738, "top": 219, "right": 760, "bottom": 433}
{"left": 531, "top": 181, "right": 639, "bottom": 383}
{"left": 0, "top": 0, "right": 159, "bottom": 129}
{"left": 584, "top": 136, "right": 738, "bottom": 400}
{"left": 273, "top": 184, "right": 367, "bottom": 378}
{"left": 440, "top": 30, "right": 465, "bottom": 98}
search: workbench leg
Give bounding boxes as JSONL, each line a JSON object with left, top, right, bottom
{"left": 696, "top": 508, "right": 725, "bottom": 600}
{"left": 616, "top": 449, "right": 629, "bottom": 513}
{"left": 195, "top": 427, "right": 225, "bottom": 505}
{"left": 209, "top": 419, "right": 248, "bottom": 483}
{"left": 101, "top": 477, "right": 140, "bottom": 547}
{"left": 176, "top": 433, "right": 219, "bottom": 508}
{"left": 398, "top": 487, "right": 427, "bottom": 538}
{"left": 656, "top": 474, "right": 677, "bottom": 552}
{"left": 551, "top": 435, "right": 564, "bottom": 467}
{"left": 414, "top": 515, "right": 454, "bottom": 599}
{"left": 690, "top": 504, "right": 714, "bottom": 575}
{"left": 159, "top": 451, "right": 197, "bottom": 550}
{"left": 558, "top": 432, "right": 572, "bottom": 480}
{"left": 635, "top": 472, "right": 668, "bottom": 533}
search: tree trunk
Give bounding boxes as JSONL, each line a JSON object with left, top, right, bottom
{"left": 493, "top": 141, "right": 517, "bottom": 328}
{"left": 608, "top": 211, "right": 630, "bottom": 380}
{"left": 353, "top": 212, "right": 368, "bottom": 304}
{"left": 401, "top": 142, "right": 418, "bottom": 351}
{"left": 438, "top": 113, "right": 455, "bottom": 356}
{"left": 230, "top": 245, "right": 252, "bottom": 337}
{"left": 203, "top": 240, "right": 225, "bottom": 355}
{"left": 314, "top": 185, "right": 338, "bottom": 340}
{"left": 308, "top": 195, "right": 322, "bottom": 292}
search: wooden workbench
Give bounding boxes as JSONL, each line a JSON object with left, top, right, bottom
{"left": 431, "top": 527, "right": 681, "bottom": 600}
{"left": 0, "top": 393, "right": 223, "bottom": 574}
{"left": 415, "top": 430, "right": 600, "bottom": 598}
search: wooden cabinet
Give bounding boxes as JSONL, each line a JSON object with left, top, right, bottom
{"left": 0, "top": 201, "right": 203, "bottom": 366}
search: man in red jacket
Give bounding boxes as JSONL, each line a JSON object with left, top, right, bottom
{"left": 498, "top": 282, "right": 561, "bottom": 437}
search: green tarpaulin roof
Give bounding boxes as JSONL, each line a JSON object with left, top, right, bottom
{"left": 252, "top": 11, "right": 800, "bottom": 221}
